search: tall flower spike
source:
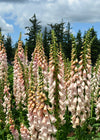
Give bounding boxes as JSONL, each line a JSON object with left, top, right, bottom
{"left": 12, "top": 34, "right": 29, "bottom": 139}
{"left": 28, "top": 58, "right": 39, "bottom": 140}
{"left": 48, "top": 30, "right": 67, "bottom": 126}
{"left": 13, "top": 52, "right": 26, "bottom": 109}
{"left": 13, "top": 34, "right": 27, "bottom": 110}
{"left": 0, "top": 38, "right": 8, "bottom": 126}
{"left": 48, "top": 30, "right": 58, "bottom": 108}
{"left": 28, "top": 35, "right": 41, "bottom": 139}
{"left": 79, "top": 29, "right": 92, "bottom": 124}
{"left": 67, "top": 34, "right": 80, "bottom": 128}
{"left": 29, "top": 33, "right": 48, "bottom": 89}
{"left": 28, "top": 38, "right": 40, "bottom": 138}
{"left": 28, "top": 33, "right": 56, "bottom": 139}
{"left": 36, "top": 33, "right": 48, "bottom": 93}
{"left": 48, "top": 30, "right": 61, "bottom": 128}
{"left": 58, "top": 48, "right": 67, "bottom": 123}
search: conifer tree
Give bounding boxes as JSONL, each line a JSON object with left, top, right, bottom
{"left": 76, "top": 30, "right": 82, "bottom": 61}
{"left": 43, "top": 27, "right": 49, "bottom": 60}
{"left": 25, "top": 14, "right": 41, "bottom": 61}
{"left": 5, "top": 34, "right": 13, "bottom": 61}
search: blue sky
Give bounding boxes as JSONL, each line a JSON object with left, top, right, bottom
{"left": 1, "top": 0, "right": 100, "bottom": 44}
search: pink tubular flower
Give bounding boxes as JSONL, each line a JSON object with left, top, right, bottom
{"left": 20, "top": 123, "right": 30, "bottom": 140}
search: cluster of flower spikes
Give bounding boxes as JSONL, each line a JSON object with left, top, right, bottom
{"left": 93, "top": 55, "right": 100, "bottom": 120}
{"left": 13, "top": 34, "right": 27, "bottom": 110}
{"left": 48, "top": 30, "right": 67, "bottom": 126}
{"left": 67, "top": 30, "right": 92, "bottom": 128}
{"left": 27, "top": 33, "right": 56, "bottom": 140}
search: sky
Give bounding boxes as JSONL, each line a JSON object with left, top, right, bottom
{"left": 1, "top": 0, "right": 100, "bottom": 45}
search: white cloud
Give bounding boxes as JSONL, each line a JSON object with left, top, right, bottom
{"left": 0, "top": 16, "right": 13, "bottom": 34}
{"left": 0, "top": 0, "right": 100, "bottom": 33}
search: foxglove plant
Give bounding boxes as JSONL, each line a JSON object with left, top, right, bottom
{"left": 49, "top": 30, "right": 67, "bottom": 126}
{"left": 28, "top": 33, "right": 56, "bottom": 140}
{"left": 13, "top": 52, "right": 26, "bottom": 109}
{"left": 58, "top": 50, "right": 67, "bottom": 123}
{"left": 0, "top": 35, "right": 8, "bottom": 127}
{"left": 13, "top": 35, "right": 27, "bottom": 110}
{"left": 29, "top": 34, "right": 48, "bottom": 91}
{"left": 78, "top": 29, "right": 92, "bottom": 125}
{"left": 67, "top": 30, "right": 92, "bottom": 128}
{"left": 12, "top": 35, "right": 29, "bottom": 139}
{"left": 48, "top": 30, "right": 60, "bottom": 127}
{"left": 67, "top": 35, "right": 80, "bottom": 128}
{"left": 28, "top": 39, "right": 41, "bottom": 140}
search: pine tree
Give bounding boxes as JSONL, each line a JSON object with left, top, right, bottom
{"left": 43, "top": 27, "right": 49, "bottom": 60}
{"left": 90, "top": 27, "right": 100, "bottom": 65}
{"left": 5, "top": 34, "right": 13, "bottom": 61}
{"left": 76, "top": 30, "right": 82, "bottom": 61}
{"left": 25, "top": 14, "right": 41, "bottom": 61}
{"left": 64, "top": 22, "right": 72, "bottom": 60}
{"left": 48, "top": 21, "right": 64, "bottom": 47}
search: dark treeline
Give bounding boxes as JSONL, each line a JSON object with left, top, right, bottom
{"left": 1, "top": 14, "right": 100, "bottom": 65}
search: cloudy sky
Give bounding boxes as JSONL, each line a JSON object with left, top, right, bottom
{"left": 0, "top": 0, "right": 100, "bottom": 44}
